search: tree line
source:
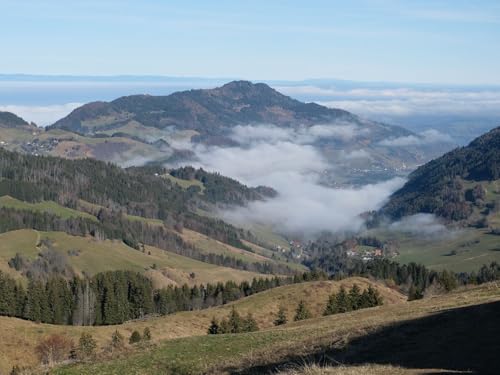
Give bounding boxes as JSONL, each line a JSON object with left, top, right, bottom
{"left": 0, "top": 269, "right": 326, "bottom": 326}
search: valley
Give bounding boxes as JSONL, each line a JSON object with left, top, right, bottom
{"left": 0, "top": 82, "right": 499, "bottom": 375}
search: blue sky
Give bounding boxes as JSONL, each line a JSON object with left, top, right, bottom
{"left": 1, "top": 0, "right": 500, "bottom": 84}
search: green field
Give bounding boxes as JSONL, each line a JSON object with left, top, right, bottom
{"left": 371, "top": 227, "right": 500, "bottom": 272}
{"left": 0, "top": 229, "right": 267, "bottom": 287}
{"left": 163, "top": 174, "right": 205, "bottom": 192}
{"left": 0, "top": 196, "right": 97, "bottom": 221}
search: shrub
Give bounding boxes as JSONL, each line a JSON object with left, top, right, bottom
{"left": 78, "top": 332, "right": 97, "bottom": 359}
{"left": 143, "top": 327, "right": 152, "bottom": 341}
{"left": 35, "top": 334, "right": 73, "bottom": 366}
{"left": 111, "top": 330, "right": 124, "bottom": 350}
{"left": 129, "top": 330, "right": 142, "bottom": 344}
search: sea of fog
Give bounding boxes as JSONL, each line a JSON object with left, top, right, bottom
{"left": 1, "top": 76, "right": 500, "bottom": 144}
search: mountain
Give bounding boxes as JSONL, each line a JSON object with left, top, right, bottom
{"left": 49, "top": 80, "right": 419, "bottom": 147}
{"left": 2, "top": 82, "right": 454, "bottom": 184}
{"left": 0, "top": 111, "right": 35, "bottom": 129}
{"left": 50, "top": 81, "right": 354, "bottom": 134}
{"left": 46, "top": 81, "right": 453, "bottom": 182}
{"left": 382, "top": 127, "right": 500, "bottom": 221}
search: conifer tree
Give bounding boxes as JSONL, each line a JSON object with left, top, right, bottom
{"left": 294, "top": 300, "right": 311, "bottom": 321}
{"left": 323, "top": 293, "right": 338, "bottom": 316}
{"left": 242, "top": 313, "right": 258, "bottom": 332}
{"left": 335, "top": 286, "right": 350, "bottom": 313}
{"left": 226, "top": 306, "right": 243, "bottom": 333}
{"left": 274, "top": 305, "right": 288, "bottom": 326}
{"left": 348, "top": 284, "right": 361, "bottom": 310}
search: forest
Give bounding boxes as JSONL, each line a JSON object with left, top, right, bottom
{"left": 0, "top": 269, "right": 325, "bottom": 326}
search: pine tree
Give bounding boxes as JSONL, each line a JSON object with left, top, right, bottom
{"left": 335, "top": 286, "right": 350, "bottom": 313}
{"left": 348, "top": 284, "right": 361, "bottom": 310}
{"left": 323, "top": 293, "right": 338, "bottom": 316}
{"left": 367, "top": 285, "right": 383, "bottom": 306}
{"left": 274, "top": 305, "right": 288, "bottom": 326}
{"left": 294, "top": 300, "right": 311, "bottom": 321}
{"left": 242, "top": 313, "right": 258, "bottom": 332}
{"left": 226, "top": 306, "right": 243, "bottom": 333}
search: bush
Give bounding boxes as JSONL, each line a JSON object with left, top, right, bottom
{"left": 78, "top": 332, "right": 97, "bottom": 359}
{"left": 143, "top": 327, "right": 152, "bottom": 341}
{"left": 207, "top": 318, "right": 219, "bottom": 334}
{"left": 111, "top": 330, "right": 124, "bottom": 351}
{"left": 35, "top": 334, "right": 73, "bottom": 366}
{"left": 129, "top": 330, "right": 142, "bottom": 344}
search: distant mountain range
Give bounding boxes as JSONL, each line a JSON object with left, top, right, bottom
{"left": 1, "top": 81, "right": 456, "bottom": 183}
{"left": 382, "top": 126, "right": 500, "bottom": 223}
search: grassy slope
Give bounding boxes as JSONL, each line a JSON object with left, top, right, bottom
{"left": 367, "top": 179, "right": 500, "bottom": 273}
{"left": 163, "top": 174, "right": 205, "bottom": 192}
{"left": 0, "top": 229, "right": 266, "bottom": 286}
{"left": 0, "top": 278, "right": 403, "bottom": 373}
{"left": 180, "top": 228, "right": 275, "bottom": 264}
{"left": 0, "top": 196, "right": 97, "bottom": 221}
{"left": 369, "top": 226, "right": 500, "bottom": 272}
{"left": 50, "top": 282, "right": 500, "bottom": 375}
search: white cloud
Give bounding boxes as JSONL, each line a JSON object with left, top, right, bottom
{"left": 223, "top": 175, "right": 404, "bottom": 235}
{"left": 229, "top": 123, "right": 367, "bottom": 146}
{"left": 0, "top": 103, "right": 82, "bottom": 126}
{"left": 172, "top": 124, "right": 404, "bottom": 236}
{"left": 379, "top": 129, "right": 453, "bottom": 146}
{"left": 389, "top": 214, "right": 456, "bottom": 238}
{"left": 276, "top": 85, "right": 500, "bottom": 118}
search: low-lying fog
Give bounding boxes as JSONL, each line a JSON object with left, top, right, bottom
{"left": 169, "top": 123, "right": 408, "bottom": 237}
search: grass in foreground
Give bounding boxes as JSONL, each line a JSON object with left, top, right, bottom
{"left": 0, "top": 278, "right": 402, "bottom": 373}
{"left": 52, "top": 282, "right": 500, "bottom": 375}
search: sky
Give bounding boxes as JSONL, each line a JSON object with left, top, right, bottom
{"left": 1, "top": 0, "right": 500, "bottom": 84}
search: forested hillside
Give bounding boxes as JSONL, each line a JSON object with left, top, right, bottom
{"left": 0, "top": 148, "right": 294, "bottom": 275}
{"left": 382, "top": 126, "right": 500, "bottom": 220}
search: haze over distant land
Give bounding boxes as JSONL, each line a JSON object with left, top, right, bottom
{"left": 1, "top": 75, "right": 499, "bottom": 144}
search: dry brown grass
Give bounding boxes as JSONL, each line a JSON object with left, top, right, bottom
{"left": 48, "top": 282, "right": 500, "bottom": 375}
{"left": 0, "top": 278, "right": 403, "bottom": 373}
{"left": 276, "top": 364, "right": 462, "bottom": 375}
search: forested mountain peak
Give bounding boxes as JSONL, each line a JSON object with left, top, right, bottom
{"left": 0, "top": 111, "right": 34, "bottom": 128}
{"left": 48, "top": 81, "right": 406, "bottom": 140}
